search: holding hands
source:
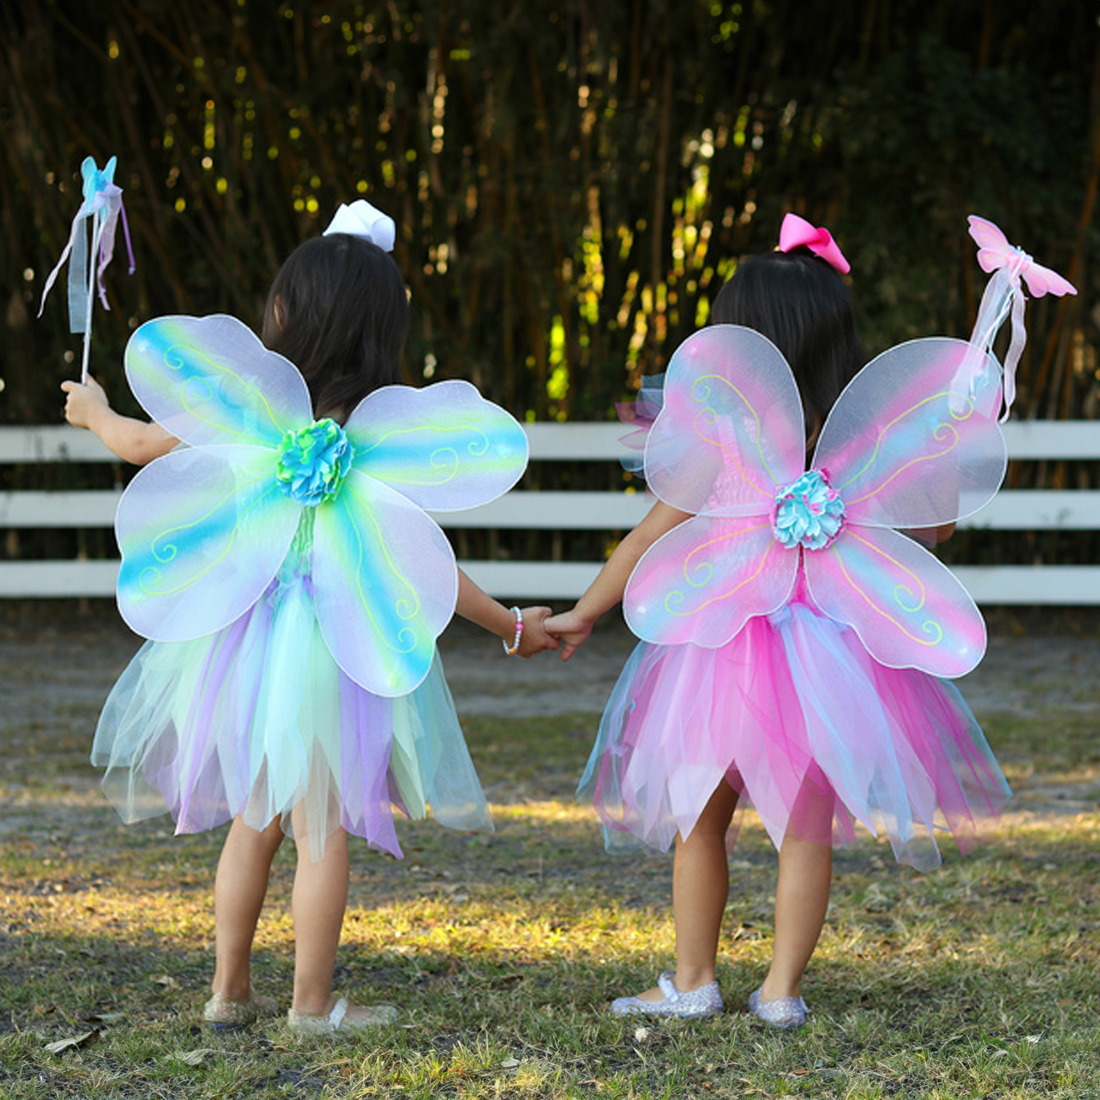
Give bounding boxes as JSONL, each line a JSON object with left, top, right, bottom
{"left": 509, "top": 607, "right": 561, "bottom": 658}
{"left": 543, "top": 608, "right": 595, "bottom": 662}
{"left": 542, "top": 501, "right": 692, "bottom": 662}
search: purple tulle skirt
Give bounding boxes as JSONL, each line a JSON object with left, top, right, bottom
{"left": 91, "top": 569, "right": 491, "bottom": 861}
{"left": 580, "top": 598, "right": 1010, "bottom": 871}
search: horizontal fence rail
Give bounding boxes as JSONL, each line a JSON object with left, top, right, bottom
{"left": 2, "top": 422, "right": 1099, "bottom": 604}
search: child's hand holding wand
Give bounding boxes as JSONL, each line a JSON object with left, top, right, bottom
{"left": 61, "top": 375, "right": 177, "bottom": 465}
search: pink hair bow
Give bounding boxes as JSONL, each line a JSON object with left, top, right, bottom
{"left": 778, "top": 213, "right": 850, "bottom": 275}
{"left": 960, "top": 216, "right": 1077, "bottom": 421}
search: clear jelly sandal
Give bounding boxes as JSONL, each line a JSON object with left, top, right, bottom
{"left": 610, "top": 972, "right": 723, "bottom": 1019}
{"left": 286, "top": 997, "right": 398, "bottom": 1035}
{"left": 747, "top": 985, "right": 808, "bottom": 1030}
{"left": 202, "top": 991, "right": 280, "bottom": 1031}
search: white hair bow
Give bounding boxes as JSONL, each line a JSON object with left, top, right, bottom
{"left": 323, "top": 200, "right": 396, "bottom": 252}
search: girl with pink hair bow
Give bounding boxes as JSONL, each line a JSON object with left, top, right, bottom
{"left": 547, "top": 212, "right": 1070, "bottom": 1028}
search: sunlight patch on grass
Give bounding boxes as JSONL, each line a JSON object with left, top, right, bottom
{"left": 488, "top": 800, "right": 595, "bottom": 826}
{"left": 5, "top": 708, "right": 1100, "bottom": 1097}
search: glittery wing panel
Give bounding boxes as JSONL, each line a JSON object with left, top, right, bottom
{"left": 813, "top": 337, "right": 1006, "bottom": 529}
{"left": 643, "top": 325, "right": 805, "bottom": 517}
{"left": 312, "top": 469, "right": 459, "bottom": 697}
{"left": 343, "top": 380, "right": 528, "bottom": 512}
{"left": 116, "top": 445, "right": 301, "bottom": 642}
{"left": 804, "top": 524, "right": 986, "bottom": 678}
{"left": 125, "top": 315, "right": 313, "bottom": 449}
{"left": 624, "top": 514, "right": 798, "bottom": 647}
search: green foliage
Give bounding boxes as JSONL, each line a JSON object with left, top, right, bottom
{"left": 1, "top": 0, "right": 1094, "bottom": 427}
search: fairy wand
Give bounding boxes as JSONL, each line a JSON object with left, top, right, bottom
{"left": 38, "top": 155, "right": 135, "bottom": 383}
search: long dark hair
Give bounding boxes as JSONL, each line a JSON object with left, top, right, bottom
{"left": 261, "top": 233, "right": 409, "bottom": 421}
{"left": 710, "top": 249, "right": 866, "bottom": 432}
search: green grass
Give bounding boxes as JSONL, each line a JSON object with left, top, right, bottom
{"left": 3, "top": 701, "right": 1100, "bottom": 1098}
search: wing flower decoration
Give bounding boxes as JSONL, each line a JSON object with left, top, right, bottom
{"left": 115, "top": 314, "right": 528, "bottom": 697}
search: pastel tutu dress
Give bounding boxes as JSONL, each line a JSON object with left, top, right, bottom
{"left": 91, "top": 314, "right": 528, "bottom": 860}
{"left": 93, "top": 513, "right": 488, "bottom": 859}
{"left": 580, "top": 573, "right": 1010, "bottom": 871}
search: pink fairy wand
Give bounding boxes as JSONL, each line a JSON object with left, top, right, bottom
{"left": 38, "top": 156, "right": 135, "bottom": 383}
{"left": 956, "top": 216, "right": 1076, "bottom": 421}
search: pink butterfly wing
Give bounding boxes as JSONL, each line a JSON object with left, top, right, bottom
{"left": 1021, "top": 261, "right": 1077, "bottom": 299}
{"left": 804, "top": 524, "right": 986, "bottom": 677}
{"left": 812, "top": 337, "right": 1007, "bottom": 529}
{"left": 644, "top": 326, "right": 805, "bottom": 517}
{"left": 624, "top": 513, "right": 798, "bottom": 647}
{"left": 968, "top": 215, "right": 1077, "bottom": 297}
{"left": 967, "top": 215, "right": 1011, "bottom": 274}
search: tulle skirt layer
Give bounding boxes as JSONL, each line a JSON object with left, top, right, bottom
{"left": 91, "top": 573, "right": 490, "bottom": 860}
{"left": 579, "top": 601, "right": 1010, "bottom": 871}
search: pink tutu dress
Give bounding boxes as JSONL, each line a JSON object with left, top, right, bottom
{"left": 579, "top": 575, "right": 1010, "bottom": 872}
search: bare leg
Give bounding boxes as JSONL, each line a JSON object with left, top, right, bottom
{"left": 634, "top": 780, "right": 739, "bottom": 1000}
{"left": 285, "top": 816, "right": 395, "bottom": 1028}
{"left": 289, "top": 812, "right": 349, "bottom": 1017}
{"left": 759, "top": 833, "right": 832, "bottom": 1002}
{"left": 212, "top": 815, "right": 285, "bottom": 1002}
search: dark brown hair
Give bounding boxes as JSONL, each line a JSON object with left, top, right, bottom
{"left": 260, "top": 233, "right": 409, "bottom": 421}
{"left": 711, "top": 249, "right": 867, "bottom": 430}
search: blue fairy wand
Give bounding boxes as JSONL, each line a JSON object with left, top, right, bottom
{"left": 38, "top": 155, "right": 135, "bottom": 382}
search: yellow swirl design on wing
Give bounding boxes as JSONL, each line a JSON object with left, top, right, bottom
{"left": 838, "top": 391, "right": 975, "bottom": 509}
{"left": 354, "top": 423, "right": 492, "bottom": 486}
{"left": 688, "top": 375, "right": 776, "bottom": 498}
{"left": 828, "top": 529, "right": 943, "bottom": 646}
{"left": 664, "top": 521, "right": 777, "bottom": 617}
{"left": 138, "top": 472, "right": 277, "bottom": 596}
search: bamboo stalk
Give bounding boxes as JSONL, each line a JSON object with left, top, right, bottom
{"left": 1028, "top": 33, "right": 1100, "bottom": 418}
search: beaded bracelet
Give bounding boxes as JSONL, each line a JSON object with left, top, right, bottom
{"left": 501, "top": 606, "right": 524, "bottom": 655}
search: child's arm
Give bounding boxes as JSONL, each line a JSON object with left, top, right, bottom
{"left": 62, "top": 376, "right": 178, "bottom": 465}
{"left": 546, "top": 499, "right": 691, "bottom": 661}
{"left": 455, "top": 568, "right": 558, "bottom": 658}
{"left": 907, "top": 522, "right": 957, "bottom": 548}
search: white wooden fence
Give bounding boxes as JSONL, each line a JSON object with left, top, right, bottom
{"left": 1, "top": 422, "right": 1099, "bottom": 603}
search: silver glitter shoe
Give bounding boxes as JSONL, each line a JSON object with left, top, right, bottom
{"left": 748, "top": 985, "right": 808, "bottom": 1029}
{"left": 286, "top": 997, "right": 398, "bottom": 1035}
{"left": 610, "top": 971, "right": 723, "bottom": 1019}
{"left": 202, "top": 991, "right": 280, "bottom": 1031}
